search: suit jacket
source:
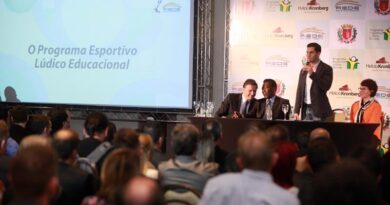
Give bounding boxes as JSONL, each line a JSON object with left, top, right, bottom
{"left": 215, "top": 93, "right": 257, "bottom": 118}
{"left": 55, "top": 162, "right": 96, "bottom": 205}
{"left": 257, "top": 96, "right": 291, "bottom": 120}
{"left": 294, "top": 61, "right": 333, "bottom": 118}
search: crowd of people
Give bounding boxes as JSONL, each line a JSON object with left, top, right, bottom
{"left": 0, "top": 105, "right": 390, "bottom": 205}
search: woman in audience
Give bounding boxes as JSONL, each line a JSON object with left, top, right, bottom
{"left": 82, "top": 148, "right": 141, "bottom": 205}
{"left": 350, "top": 79, "right": 382, "bottom": 143}
{"left": 139, "top": 133, "right": 158, "bottom": 179}
{"left": 271, "top": 141, "right": 299, "bottom": 194}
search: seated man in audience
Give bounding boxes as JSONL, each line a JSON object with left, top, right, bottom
{"left": 9, "top": 105, "right": 31, "bottom": 144}
{"left": 201, "top": 120, "right": 228, "bottom": 173}
{"left": 78, "top": 112, "right": 109, "bottom": 157}
{"left": 142, "top": 121, "right": 169, "bottom": 167}
{"left": 200, "top": 131, "right": 299, "bottom": 205}
{"left": 158, "top": 124, "right": 218, "bottom": 194}
{"left": 52, "top": 129, "right": 96, "bottom": 205}
{"left": 47, "top": 107, "right": 71, "bottom": 136}
{"left": 26, "top": 114, "right": 51, "bottom": 136}
{"left": 215, "top": 79, "right": 258, "bottom": 118}
{"left": 9, "top": 143, "right": 59, "bottom": 205}
{"left": 295, "top": 128, "right": 330, "bottom": 173}
{"left": 257, "top": 79, "right": 291, "bottom": 120}
{"left": 293, "top": 138, "right": 339, "bottom": 205}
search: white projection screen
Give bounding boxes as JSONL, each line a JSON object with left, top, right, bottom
{"left": 0, "top": 0, "right": 195, "bottom": 110}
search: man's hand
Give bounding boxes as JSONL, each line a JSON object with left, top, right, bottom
{"left": 231, "top": 111, "right": 242, "bottom": 119}
{"left": 293, "top": 113, "right": 300, "bottom": 120}
{"left": 303, "top": 64, "right": 314, "bottom": 75}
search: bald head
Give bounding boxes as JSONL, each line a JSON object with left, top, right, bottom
{"left": 122, "top": 176, "right": 161, "bottom": 205}
{"left": 19, "top": 135, "right": 52, "bottom": 151}
{"left": 310, "top": 128, "right": 330, "bottom": 141}
{"left": 237, "top": 131, "right": 274, "bottom": 171}
{"left": 52, "top": 129, "right": 80, "bottom": 161}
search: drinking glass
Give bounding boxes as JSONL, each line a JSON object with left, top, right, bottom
{"left": 282, "top": 104, "right": 289, "bottom": 120}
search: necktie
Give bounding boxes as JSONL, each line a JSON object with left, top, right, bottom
{"left": 240, "top": 100, "right": 249, "bottom": 115}
{"left": 265, "top": 99, "right": 272, "bottom": 120}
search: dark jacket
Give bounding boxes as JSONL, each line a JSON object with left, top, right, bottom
{"left": 294, "top": 61, "right": 333, "bottom": 118}
{"left": 257, "top": 96, "right": 291, "bottom": 120}
{"left": 215, "top": 93, "right": 257, "bottom": 118}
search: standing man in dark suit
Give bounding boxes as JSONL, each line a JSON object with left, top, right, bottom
{"left": 293, "top": 43, "right": 333, "bottom": 121}
{"left": 257, "top": 79, "right": 291, "bottom": 120}
{"left": 215, "top": 79, "right": 258, "bottom": 118}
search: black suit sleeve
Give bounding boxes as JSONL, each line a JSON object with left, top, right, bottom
{"left": 309, "top": 64, "right": 333, "bottom": 92}
{"left": 215, "top": 94, "right": 231, "bottom": 117}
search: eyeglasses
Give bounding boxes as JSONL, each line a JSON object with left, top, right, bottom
{"left": 358, "top": 87, "right": 368, "bottom": 91}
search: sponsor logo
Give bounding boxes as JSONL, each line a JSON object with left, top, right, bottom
{"left": 346, "top": 56, "right": 359, "bottom": 70}
{"left": 280, "top": 0, "right": 292, "bottom": 12}
{"left": 337, "top": 24, "right": 357, "bottom": 44}
{"left": 368, "top": 26, "right": 388, "bottom": 41}
{"left": 298, "top": 0, "right": 329, "bottom": 12}
{"left": 265, "top": 27, "right": 294, "bottom": 39}
{"left": 300, "top": 27, "right": 325, "bottom": 40}
{"left": 385, "top": 27, "right": 390, "bottom": 40}
{"left": 339, "top": 84, "right": 351, "bottom": 91}
{"left": 374, "top": 0, "right": 390, "bottom": 15}
{"left": 376, "top": 86, "right": 390, "bottom": 99}
{"left": 275, "top": 79, "right": 286, "bottom": 96}
{"left": 329, "top": 84, "right": 359, "bottom": 97}
{"left": 155, "top": 1, "right": 181, "bottom": 13}
{"left": 366, "top": 57, "right": 390, "bottom": 71}
{"left": 265, "top": 55, "right": 289, "bottom": 68}
{"left": 335, "top": 0, "right": 362, "bottom": 12}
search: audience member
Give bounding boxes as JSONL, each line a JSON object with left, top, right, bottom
{"left": 82, "top": 148, "right": 141, "bottom": 205}
{"left": 9, "top": 105, "right": 31, "bottom": 144}
{"left": 266, "top": 124, "right": 290, "bottom": 142}
{"left": 200, "top": 131, "right": 299, "bottom": 205}
{"left": 309, "top": 127, "right": 330, "bottom": 141}
{"left": 142, "top": 121, "right": 169, "bottom": 167}
{"left": 26, "top": 115, "right": 51, "bottom": 136}
{"left": 271, "top": 141, "right": 298, "bottom": 192}
{"left": 313, "top": 159, "right": 382, "bottom": 205}
{"left": 199, "top": 120, "right": 228, "bottom": 173}
{"left": 0, "top": 119, "right": 19, "bottom": 156}
{"left": 52, "top": 129, "right": 96, "bottom": 205}
{"left": 381, "top": 145, "right": 390, "bottom": 203}
{"left": 19, "top": 135, "right": 52, "bottom": 150}
{"left": 47, "top": 107, "right": 70, "bottom": 136}
{"left": 348, "top": 144, "right": 382, "bottom": 180}
{"left": 294, "top": 138, "right": 339, "bottom": 205}
{"left": 9, "top": 144, "right": 59, "bottom": 205}
{"left": 296, "top": 128, "right": 330, "bottom": 173}
{"left": 139, "top": 133, "right": 157, "bottom": 178}
{"left": 78, "top": 112, "right": 109, "bottom": 157}
{"left": 0, "top": 121, "right": 12, "bottom": 204}
{"left": 159, "top": 124, "right": 218, "bottom": 194}
{"left": 105, "top": 122, "right": 117, "bottom": 142}
{"left": 122, "top": 176, "right": 163, "bottom": 205}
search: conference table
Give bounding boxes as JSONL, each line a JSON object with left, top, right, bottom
{"left": 189, "top": 117, "right": 379, "bottom": 156}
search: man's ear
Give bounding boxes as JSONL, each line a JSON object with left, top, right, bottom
{"left": 82, "top": 128, "right": 89, "bottom": 139}
{"left": 271, "top": 152, "right": 279, "bottom": 169}
{"left": 47, "top": 176, "right": 60, "bottom": 199}
{"left": 236, "top": 157, "right": 243, "bottom": 171}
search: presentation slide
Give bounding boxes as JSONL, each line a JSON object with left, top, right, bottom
{"left": 0, "top": 0, "right": 194, "bottom": 109}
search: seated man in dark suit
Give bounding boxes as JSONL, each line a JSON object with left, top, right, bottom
{"left": 257, "top": 79, "right": 291, "bottom": 120}
{"left": 215, "top": 79, "right": 258, "bottom": 118}
{"left": 52, "top": 129, "right": 96, "bottom": 205}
